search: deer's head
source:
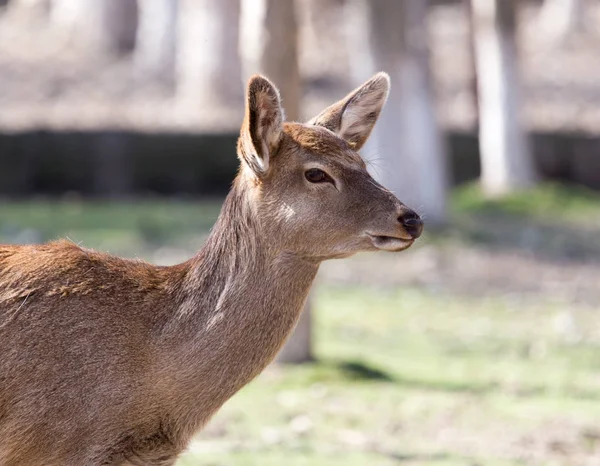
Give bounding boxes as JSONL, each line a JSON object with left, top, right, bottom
{"left": 236, "top": 73, "right": 423, "bottom": 260}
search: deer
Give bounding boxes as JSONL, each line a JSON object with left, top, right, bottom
{"left": 0, "top": 73, "right": 423, "bottom": 466}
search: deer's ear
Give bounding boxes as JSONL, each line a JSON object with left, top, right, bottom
{"left": 238, "top": 75, "right": 284, "bottom": 176}
{"left": 307, "top": 72, "right": 390, "bottom": 150}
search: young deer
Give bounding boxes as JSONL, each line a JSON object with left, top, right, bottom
{"left": 0, "top": 73, "right": 423, "bottom": 465}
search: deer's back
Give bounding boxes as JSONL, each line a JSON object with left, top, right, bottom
{"left": 0, "top": 240, "right": 186, "bottom": 465}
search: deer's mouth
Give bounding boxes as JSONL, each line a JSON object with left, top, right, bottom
{"left": 367, "top": 234, "right": 414, "bottom": 252}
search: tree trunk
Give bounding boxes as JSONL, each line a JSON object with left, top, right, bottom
{"left": 240, "top": 0, "right": 301, "bottom": 120}
{"left": 350, "top": 0, "right": 448, "bottom": 224}
{"left": 241, "top": 0, "right": 311, "bottom": 363}
{"left": 276, "top": 300, "right": 313, "bottom": 363}
{"left": 177, "top": 0, "right": 243, "bottom": 109}
{"left": 299, "top": 0, "right": 352, "bottom": 89}
{"left": 464, "top": 0, "right": 480, "bottom": 129}
{"left": 343, "top": 0, "right": 374, "bottom": 85}
{"left": 471, "top": 0, "right": 535, "bottom": 196}
{"left": 51, "top": 0, "right": 138, "bottom": 55}
{"left": 135, "top": 0, "right": 179, "bottom": 86}
{"left": 539, "top": 0, "right": 586, "bottom": 41}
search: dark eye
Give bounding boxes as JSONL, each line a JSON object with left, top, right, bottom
{"left": 305, "top": 168, "right": 332, "bottom": 184}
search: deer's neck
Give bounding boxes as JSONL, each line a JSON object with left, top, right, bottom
{"left": 161, "top": 183, "right": 318, "bottom": 433}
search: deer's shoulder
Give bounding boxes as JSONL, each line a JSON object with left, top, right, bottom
{"left": 0, "top": 240, "right": 183, "bottom": 308}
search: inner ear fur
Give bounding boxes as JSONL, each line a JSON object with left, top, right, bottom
{"left": 307, "top": 72, "right": 390, "bottom": 150}
{"left": 238, "top": 75, "right": 285, "bottom": 175}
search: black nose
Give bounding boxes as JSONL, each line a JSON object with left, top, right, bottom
{"left": 398, "top": 210, "right": 423, "bottom": 239}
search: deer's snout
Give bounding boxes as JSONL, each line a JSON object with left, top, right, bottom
{"left": 398, "top": 210, "right": 423, "bottom": 239}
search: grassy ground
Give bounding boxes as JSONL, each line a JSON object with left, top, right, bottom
{"left": 439, "top": 183, "right": 600, "bottom": 265}
{"left": 1, "top": 184, "right": 600, "bottom": 465}
{"left": 178, "top": 286, "right": 600, "bottom": 466}
{"left": 0, "top": 198, "right": 222, "bottom": 259}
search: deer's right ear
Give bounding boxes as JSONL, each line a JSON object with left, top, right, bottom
{"left": 237, "top": 75, "right": 284, "bottom": 176}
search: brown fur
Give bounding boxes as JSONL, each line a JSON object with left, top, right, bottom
{"left": 0, "top": 73, "right": 420, "bottom": 465}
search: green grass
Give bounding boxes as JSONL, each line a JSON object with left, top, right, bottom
{"left": 0, "top": 198, "right": 222, "bottom": 257}
{"left": 451, "top": 182, "right": 600, "bottom": 221}
{"left": 178, "top": 286, "right": 600, "bottom": 465}
{"left": 434, "top": 183, "right": 600, "bottom": 260}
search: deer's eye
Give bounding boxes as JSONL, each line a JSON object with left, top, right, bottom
{"left": 305, "top": 168, "right": 333, "bottom": 184}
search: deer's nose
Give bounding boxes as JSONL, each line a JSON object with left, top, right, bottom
{"left": 398, "top": 210, "right": 423, "bottom": 239}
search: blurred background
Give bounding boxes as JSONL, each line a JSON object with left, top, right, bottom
{"left": 2, "top": 0, "right": 600, "bottom": 464}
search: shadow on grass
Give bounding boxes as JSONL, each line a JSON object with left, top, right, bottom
{"left": 326, "top": 359, "right": 494, "bottom": 394}
{"left": 325, "top": 359, "right": 494, "bottom": 393}
{"left": 336, "top": 361, "right": 394, "bottom": 382}
{"left": 322, "top": 359, "right": 600, "bottom": 401}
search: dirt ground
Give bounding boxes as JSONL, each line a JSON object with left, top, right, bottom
{"left": 1, "top": 2, "right": 600, "bottom": 132}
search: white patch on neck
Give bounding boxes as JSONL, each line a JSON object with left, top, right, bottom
{"left": 279, "top": 202, "right": 296, "bottom": 221}
{"left": 206, "top": 312, "right": 225, "bottom": 331}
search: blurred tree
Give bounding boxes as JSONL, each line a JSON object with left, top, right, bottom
{"left": 241, "top": 0, "right": 311, "bottom": 363}
{"left": 470, "top": 0, "right": 535, "bottom": 196}
{"left": 539, "top": 0, "right": 587, "bottom": 41}
{"left": 300, "top": 0, "right": 351, "bottom": 89}
{"left": 135, "top": 0, "right": 179, "bottom": 86}
{"left": 240, "top": 0, "right": 300, "bottom": 120}
{"left": 51, "top": 0, "right": 138, "bottom": 55}
{"left": 276, "top": 300, "right": 313, "bottom": 363}
{"left": 464, "top": 0, "right": 480, "bottom": 128}
{"left": 177, "top": 0, "right": 242, "bottom": 109}
{"left": 348, "top": 0, "right": 448, "bottom": 224}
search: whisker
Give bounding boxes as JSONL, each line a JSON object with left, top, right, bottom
{"left": 365, "top": 161, "right": 385, "bottom": 171}
{"left": 366, "top": 177, "right": 393, "bottom": 195}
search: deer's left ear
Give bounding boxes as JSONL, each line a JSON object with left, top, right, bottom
{"left": 237, "top": 75, "right": 284, "bottom": 176}
{"left": 307, "top": 72, "right": 390, "bottom": 150}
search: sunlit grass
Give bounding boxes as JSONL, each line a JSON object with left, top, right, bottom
{"left": 0, "top": 198, "right": 222, "bottom": 256}
{"left": 178, "top": 286, "right": 600, "bottom": 465}
{"left": 452, "top": 182, "right": 600, "bottom": 221}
